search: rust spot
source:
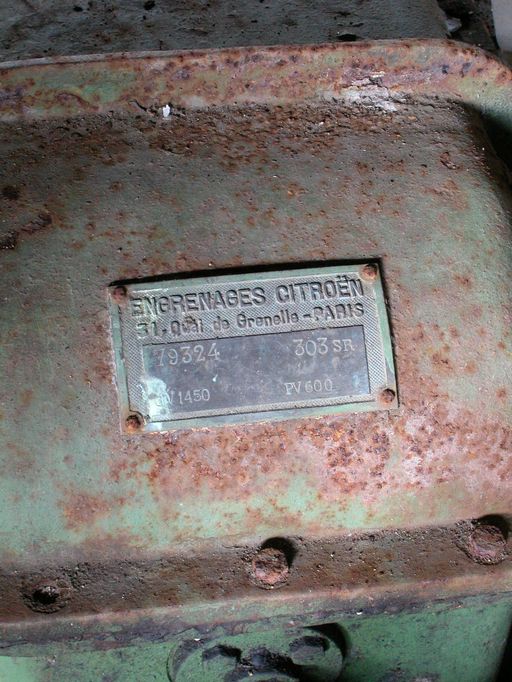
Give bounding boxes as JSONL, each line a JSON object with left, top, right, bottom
{"left": 23, "top": 210, "right": 53, "bottom": 235}
{"left": 465, "top": 360, "right": 477, "bottom": 375}
{"left": 3, "top": 41, "right": 510, "bottom": 126}
{"left": 4, "top": 443, "right": 37, "bottom": 479}
{"left": 0, "top": 55, "right": 510, "bottom": 560}
{"left": 431, "top": 350, "right": 452, "bottom": 370}
{"left": 453, "top": 273, "right": 473, "bottom": 289}
{"left": 2, "top": 520, "right": 510, "bottom": 624}
{"left": 2, "top": 210, "right": 55, "bottom": 250}
{"left": 19, "top": 389, "right": 33, "bottom": 409}
{"left": 440, "top": 151, "right": 459, "bottom": 170}
{"left": 2, "top": 185, "right": 20, "bottom": 200}
{"left": 23, "top": 578, "right": 72, "bottom": 614}
{"left": 0, "top": 231, "right": 17, "bottom": 250}
{"left": 83, "top": 356, "right": 113, "bottom": 385}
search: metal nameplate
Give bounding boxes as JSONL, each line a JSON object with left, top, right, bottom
{"left": 109, "top": 264, "right": 397, "bottom": 432}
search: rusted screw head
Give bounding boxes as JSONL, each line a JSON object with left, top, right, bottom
{"left": 379, "top": 388, "right": 396, "bottom": 405}
{"left": 250, "top": 547, "right": 290, "bottom": 589}
{"left": 34, "top": 583, "right": 60, "bottom": 603}
{"left": 125, "top": 413, "right": 144, "bottom": 433}
{"left": 24, "top": 579, "right": 71, "bottom": 613}
{"left": 111, "top": 285, "right": 128, "bottom": 305}
{"left": 467, "top": 524, "right": 507, "bottom": 565}
{"left": 361, "top": 263, "right": 379, "bottom": 281}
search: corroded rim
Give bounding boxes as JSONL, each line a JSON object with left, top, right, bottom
{"left": 0, "top": 39, "right": 510, "bottom": 121}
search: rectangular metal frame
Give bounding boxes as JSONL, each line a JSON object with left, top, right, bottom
{"left": 109, "top": 264, "right": 397, "bottom": 432}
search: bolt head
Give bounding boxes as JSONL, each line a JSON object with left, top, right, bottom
{"left": 24, "top": 579, "right": 71, "bottom": 613}
{"left": 125, "top": 413, "right": 143, "bottom": 433}
{"left": 379, "top": 388, "right": 396, "bottom": 405}
{"left": 111, "top": 285, "right": 128, "bottom": 305}
{"left": 361, "top": 263, "right": 379, "bottom": 281}
{"left": 467, "top": 524, "right": 507, "bottom": 564}
{"left": 250, "top": 547, "right": 289, "bottom": 589}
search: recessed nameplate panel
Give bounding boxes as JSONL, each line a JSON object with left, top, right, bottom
{"left": 109, "top": 264, "right": 396, "bottom": 432}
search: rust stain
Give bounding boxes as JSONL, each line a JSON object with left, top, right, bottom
{"left": 23, "top": 210, "right": 53, "bottom": 235}
{"left": 102, "top": 392, "right": 512, "bottom": 539}
{"left": 465, "top": 360, "right": 477, "bottom": 375}
{"left": 83, "top": 358, "right": 114, "bottom": 384}
{"left": 19, "top": 389, "right": 33, "bottom": 409}
{"left": 453, "top": 273, "right": 473, "bottom": 289}
{"left": 440, "top": 151, "right": 460, "bottom": 170}
{"left": 425, "top": 179, "right": 469, "bottom": 210}
{"left": 1, "top": 209, "right": 56, "bottom": 250}
{"left": 60, "top": 492, "right": 113, "bottom": 531}
{"left": 431, "top": 348, "right": 453, "bottom": 370}
{"left": 81, "top": 202, "right": 511, "bottom": 537}
{"left": 4, "top": 442, "right": 37, "bottom": 479}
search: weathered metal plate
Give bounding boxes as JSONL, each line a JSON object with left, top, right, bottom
{"left": 109, "top": 264, "right": 396, "bottom": 431}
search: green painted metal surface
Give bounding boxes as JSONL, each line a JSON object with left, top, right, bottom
{"left": 0, "top": 100, "right": 508, "bottom": 558}
{"left": 1, "top": 91, "right": 510, "bottom": 559}
{"left": 0, "top": 595, "right": 510, "bottom": 680}
{"left": 0, "top": 0, "right": 448, "bottom": 61}
{"left": 0, "top": 39, "right": 511, "bottom": 680}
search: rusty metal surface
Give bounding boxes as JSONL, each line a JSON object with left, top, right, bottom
{"left": 0, "top": 41, "right": 511, "bottom": 660}
{"left": 0, "top": 520, "right": 510, "bottom": 633}
{"left": 1, "top": 98, "right": 511, "bottom": 555}
{"left": 0, "top": 40, "right": 511, "bottom": 123}
{"left": 0, "top": 0, "right": 447, "bottom": 60}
